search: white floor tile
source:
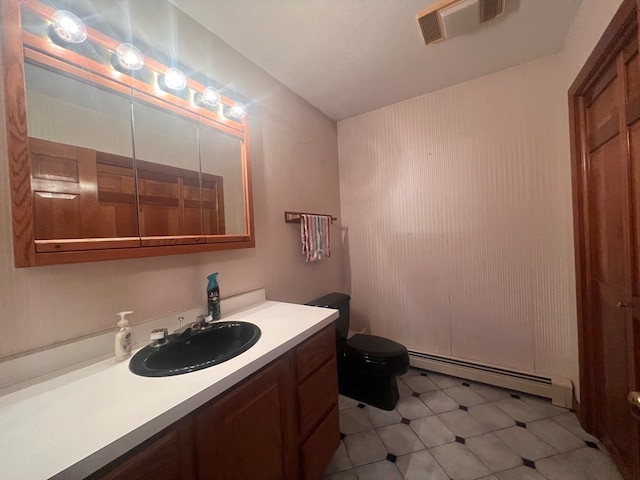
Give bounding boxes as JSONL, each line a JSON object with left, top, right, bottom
{"left": 431, "top": 442, "right": 491, "bottom": 480}
{"left": 339, "top": 395, "right": 360, "bottom": 410}
{"left": 469, "top": 383, "right": 513, "bottom": 402}
{"left": 410, "top": 415, "right": 456, "bottom": 447}
{"left": 343, "top": 429, "right": 388, "bottom": 467}
{"left": 493, "top": 398, "right": 547, "bottom": 423}
{"left": 376, "top": 423, "right": 424, "bottom": 456}
{"left": 526, "top": 418, "right": 585, "bottom": 453}
{"left": 354, "top": 460, "right": 403, "bottom": 480}
{"left": 444, "top": 386, "right": 487, "bottom": 407}
{"left": 340, "top": 407, "right": 374, "bottom": 434}
{"left": 519, "top": 395, "right": 568, "bottom": 417}
{"left": 494, "top": 426, "right": 557, "bottom": 461}
{"left": 397, "top": 378, "right": 413, "bottom": 397}
{"left": 324, "top": 470, "right": 358, "bottom": 480}
{"left": 535, "top": 454, "right": 593, "bottom": 480}
{"left": 495, "top": 466, "right": 546, "bottom": 480}
{"left": 404, "top": 375, "right": 439, "bottom": 393}
{"left": 468, "top": 403, "right": 516, "bottom": 430}
{"left": 550, "top": 412, "right": 599, "bottom": 443}
{"left": 365, "top": 405, "right": 402, "bottom": 427}
{"left": 420, "top": 389, "right": 459, "bottom": 413}
{"left": 396, "top": 396, "right": 433, "bottom": 419}
{"left": 563, "top": 447, "right": 624, "bottom": 480}
{"left": 466, "top": 432, "right": 522, "bottom": 473}
{"left": 438, "top": 409, "right": 494, "bottom": 438}
{"left": 400, "top": 368, "right": 422, "bottom": 379}
{"left": 396, "top": 449, "right": 449, "bottom": 480}
{"left": 325, "top": 441, "right": 352, "bottom": 474}
{"left": 428, "top": 372, "right": 465, "bottom": 389}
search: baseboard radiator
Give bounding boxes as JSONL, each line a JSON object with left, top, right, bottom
{"left": 408, "top": 350, "right": 573, "bottom": 408}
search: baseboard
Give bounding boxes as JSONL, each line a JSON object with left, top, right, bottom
{"left": 408, "top": 350, "right": 573, "bottom": 408}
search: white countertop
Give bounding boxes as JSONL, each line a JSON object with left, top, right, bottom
{"left": 0, "top": 300, "right": 338, "bottom": 480}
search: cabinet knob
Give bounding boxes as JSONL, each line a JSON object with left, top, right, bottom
{"left": 616, "top": 301, "right": 630, "bottom": 308}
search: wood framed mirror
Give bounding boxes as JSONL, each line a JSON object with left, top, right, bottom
{"left": 2, "top": 0, "right": 255, "bottom": 267}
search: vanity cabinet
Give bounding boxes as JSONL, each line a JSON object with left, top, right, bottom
{"left": 89, "top": 325, "right": 339, "bottom": 480}
{"left": 89, "top": 419, "right": 196, "bottom": 480}
{"left": 195, "top": 356, "right": 297, "bottom": 480}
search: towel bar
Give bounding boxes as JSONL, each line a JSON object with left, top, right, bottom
{"left": 284, "top": 211, "right": 337, "bottom": 223}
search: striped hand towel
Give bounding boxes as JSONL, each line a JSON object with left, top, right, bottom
{"left": 300, "top": 214, "right": 331, "bottom": 262}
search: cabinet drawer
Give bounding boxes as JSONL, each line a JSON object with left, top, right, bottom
{"left": 301, "top": 404, "right": 340, "bottom": 480}
{"left": 298, "top": 355, "right": 338, "bottom": 439}
{"left": 296, "top": 325, "right": 335, "bottom": 383}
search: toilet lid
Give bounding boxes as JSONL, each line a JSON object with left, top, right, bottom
{"left": 346, "top": 334, "right": 407, "bottom": 359}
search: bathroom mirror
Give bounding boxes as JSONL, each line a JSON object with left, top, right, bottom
{"left": 3, "top": 0, "right": 254, "bottom": 266}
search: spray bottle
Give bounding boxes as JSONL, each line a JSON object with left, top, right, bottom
{"left": 207, "top": 273, "right": 221, "bottom": 320}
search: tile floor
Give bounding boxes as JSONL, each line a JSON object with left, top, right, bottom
{"left": 324, "top": 368, "right": 624, "bottom": 480}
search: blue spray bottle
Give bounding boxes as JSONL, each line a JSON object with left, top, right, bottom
{"left": 207, "top": 273, "right": 221, "bottom": 320}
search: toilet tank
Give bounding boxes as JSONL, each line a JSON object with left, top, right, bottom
{"left": 306, "top": 292, "right": 350, "bottom": 340}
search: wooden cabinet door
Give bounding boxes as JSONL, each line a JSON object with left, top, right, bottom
{"left": 194, "top": 357, "right": 297, "bottom": 480}
{"left": 89, "top": 418, "right": 195, "bottom": 480}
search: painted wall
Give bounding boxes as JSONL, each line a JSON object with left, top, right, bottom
{"left": 337, "top": 0, "right": 622, "bottom": 392}
{"left": 0, "top": 0, "right": 343, "bottom": 359}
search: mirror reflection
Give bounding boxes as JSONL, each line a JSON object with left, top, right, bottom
{"left": 25, "top": 63, "right": 137, "bottom": 240}
{"left": 24, "top": 63, "right": 248, "bottom": 243}
{"left": 132, "top": 101, "right": 203, "bottom": 237}
{"left": 199, "top": 125, "right": 246, "bottom": 235}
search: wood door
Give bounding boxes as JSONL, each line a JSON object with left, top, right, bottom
{"left": 570, "top": 1, "right": 640, "bottom": 479}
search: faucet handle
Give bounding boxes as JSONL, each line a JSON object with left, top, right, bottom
{"left": 193, "top": 314, "right": 207, "bottom": 330}
{"left": 150, "top": 328, "right": 169, "bottom": 347}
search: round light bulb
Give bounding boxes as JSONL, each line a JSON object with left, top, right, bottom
{"left": 50, "top": 10, "right": 87, "bottom": 44}
{"left": 196, "top": 87, "right": 221, "bottom": 107}
{"left": 161, "top": 68, "right": 187, "bottom": 91}
{"left": 115, "top": 43, "right": 144, "bottom": 71}
{"left": 228, "top": 102, "right": 247, "bottom": 121}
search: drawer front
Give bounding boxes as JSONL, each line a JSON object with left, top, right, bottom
{"left": 298, "top": 355, "right": 338, "bottom": 439}
{"left": 296, "top": 325, "right": 335, "bottom": 383}
{"left": 301, "top": 404, "right": 340, "bottom": 480}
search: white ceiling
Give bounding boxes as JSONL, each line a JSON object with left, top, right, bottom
{"left": 171, "top": 0, "right": 583, "bottom": 121}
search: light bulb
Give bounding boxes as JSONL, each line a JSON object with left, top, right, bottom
{"left": 227, "top": 102, "right": 247, "bottom": 121}
{"left": 195, "top": 87, "right": 221, "bottom": 107}
{"left": 49, "top": 10, "right": 87, "bottom": 44}
{"left": 160, "top": 68, "right": 187, "bottom": 91}
{"left": 115, "top": 43, "right": 144, "bottom": 71}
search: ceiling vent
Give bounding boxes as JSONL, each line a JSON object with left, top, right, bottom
{"left": 417, "top": 0, "right": 506, "bottom": 46}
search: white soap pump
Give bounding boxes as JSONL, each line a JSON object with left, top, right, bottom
{"left": 115, "top": 311, "right": 133, "bottom": 361}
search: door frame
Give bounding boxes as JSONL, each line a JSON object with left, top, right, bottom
{"left": 568, "top": 0, "right": 639, "bottom": 468}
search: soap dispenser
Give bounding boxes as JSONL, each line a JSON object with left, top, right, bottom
{"left": 115, "top": 311, "right": 133, "bottom": 361}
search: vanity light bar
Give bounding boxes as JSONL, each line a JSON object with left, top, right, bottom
{"left": 23, "top": 0, "right": 248, "bottom": 125}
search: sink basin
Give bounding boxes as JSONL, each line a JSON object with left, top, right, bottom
{"left": 129, "top": 321, "right": 261, "bottom": 377}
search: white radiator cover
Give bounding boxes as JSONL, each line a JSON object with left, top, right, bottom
{"left": 409, "top": 350, "right": 574, "bottom": 408}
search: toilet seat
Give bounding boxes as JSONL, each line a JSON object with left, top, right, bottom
{"left": 344, "top": 334, "right": 409, "bottom": 376}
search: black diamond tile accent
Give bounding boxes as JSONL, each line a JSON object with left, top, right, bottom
{"left": 523, "top": 458, "right": 536, "bottom": 469}
{"left": 401, "top": 418, "right": 411, "bottom": 425}
{"left": 462, "top": 382, "right": 470, "bottom": 387}
{"left": 516, "top": 421, "right": 527, "bottom": 428}
{"left": 511, "top": 393, "right": 521, "bottom": 399}
{"left": 459, "top": 405, "right": 468, "bottom": 411}
{"left": 586, "top": 441, "right": 599, "bottom": 450}
{"left": 412, "top": 392, "right": 420, "bottom": 398}
{"left": 455, "top": 436, "right": 466, "bottom": 444}
{"left": 357, "top": 403, "right": 366, "bottom": 409}
{"left": 386, "top": 453, "right": 397, "bottom": 463}
{"left": 340, "top": 432, "right": 346, "bottom": 440}
{"left": 420, "top": 372, "right": 428, "bottom": 377}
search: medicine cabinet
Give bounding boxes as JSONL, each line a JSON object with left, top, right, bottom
{"left": 2, "top": 0, "right": 255, "bottom": 267}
